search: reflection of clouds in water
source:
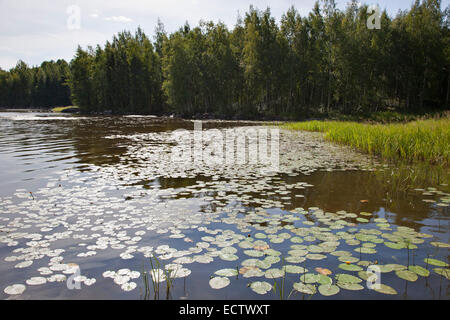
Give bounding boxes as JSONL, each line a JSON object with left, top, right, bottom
{"left": 0, "top": 122, "right": 448, "bottom": 299}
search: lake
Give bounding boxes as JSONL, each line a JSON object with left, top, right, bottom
{"left": 0, "top": 112, "right": 448, "bottom": 300}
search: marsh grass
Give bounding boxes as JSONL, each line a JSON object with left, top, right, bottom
{"left": 141, "top": 256, "right": 176, "bottom": 300}
{"left": 282, "top": 119, "right": 449, "bottom": 166}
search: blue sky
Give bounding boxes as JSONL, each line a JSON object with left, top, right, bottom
{"left": 0, "top": 0, "right": 447, "bottom": 70}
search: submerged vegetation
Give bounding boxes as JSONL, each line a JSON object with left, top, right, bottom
{"left": 282, "top": 118, "right": 450, "bottom": 165}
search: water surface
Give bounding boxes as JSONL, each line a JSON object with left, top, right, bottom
{"left": 0, "top": 112, "right": 448, "bottom": 300}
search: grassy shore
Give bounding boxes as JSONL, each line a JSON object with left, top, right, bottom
{"left": 52, "top": 106, "right": 79, "bottom": 113}
{"left": 282, "top": 118, "right": 449, "bottom": 165}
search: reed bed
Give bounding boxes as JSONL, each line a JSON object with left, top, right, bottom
{"left": 282, "top": 119, "right": 449, "bottom": 165}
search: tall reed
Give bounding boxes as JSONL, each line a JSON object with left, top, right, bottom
{"left": 282, "top": 119, "right": 449, "bottom": 165}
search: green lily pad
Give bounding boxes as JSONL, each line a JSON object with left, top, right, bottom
{"left": 264, "top": 268, "right": 285, "bottom": 279}
{"left": 285, "top": 256, "right": 306, "bottom": 263}
{"left": 317, "top": 274, "right": 332, "bottom": 285}
{"left": 250, "top": 281, "right": 272, "bottom": 294}
{"left": 430, "top": 242, "right": 450, "bottom": 248}
{"left": 264, "top": 249, "right": 282, "bottom": 256}
{"left": 256, "top": 260, "right": 272, "bottom": 269}
{"left": 242, "top": 268, "right": 265, "bottom": 278}
{"left": 330, "top": 251, "right": 352, "bottom": 257}
{"left": 288, "top": 249, "right": 308, "bottom": 256}
{"left": 434, "top": 268, "right": 450, "bottom": 280}
{"left": 290, "top": 237, "right": 304, "bottom": 243}
{"left": 335, "top": 274, "right": 362, "bottom": 284}
{"left": 284, "top": 265, "right": 306, "bottom": 274}
{"left": 408, "top": 265, "right": 430, "bottom": 277}
{"left": 242, "top": 259, "right": 259, "bottom": 267}
{"left": 338, "top": 256, "right": 359, "bottom": 263}
{"left": 374, "top": 284, "right": 397, "bottom": 295}
{"left": 424, "top": 258, "right": 449, "bottom": 267}
{"left": 376, "top": 265, "right": 394, "bottom": 273}
{"left": 293, "top": 282, "right": 316, "bottom": 295}
{"left": 354, "top": 247, "right": 377, "bottom": 254}
{"left": 356, "top": 218, "right": 369, "bottom": 223}
{"left": 214, "top": 268, "right": 238, "bottom": 277}
{"left": 219, "top": 253, "right": 239, "bottom": 261}
{"left": 209, "top": 277, "right": 230, "bottom": 289}
{"left": 384, "top": 242, "right": 405, "bottom": 249}
{"left": 357, "top": 260, "right": 372, "bottom": 267}
{"left": 337, "top": 282, "right": 364, "bottom": 291}
{"left": 318, "top": 284, "right": 340, "bottom": 296}
{"left": 396, "top": 270, "right": 418, "bottom": 282}
{"left": 384, "top": 264, "right": 407, "bottom": 271}
{"left": 306, "top": 253, "right": 327, "bottom": 260}
{"left": 264, "top": 256, "right": 281, "bottom": 264}
{"left": 244, "top": 250, "right": 264, "bottom": 258}
{"left": 339, "top": 263, "right": 363, "bottom": 272}
{"left": 300, "top": 273, "right": 319, "bottom": 284}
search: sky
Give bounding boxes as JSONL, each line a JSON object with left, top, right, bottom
{"left": 0, "top": 0, "right": 446, "bottom": 70}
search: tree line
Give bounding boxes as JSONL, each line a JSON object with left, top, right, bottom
{"left": 1, "top": 0, "right": 449, "bottom": 119}
{"left": 0, "top": 59, "right": 71, "bottom": 108}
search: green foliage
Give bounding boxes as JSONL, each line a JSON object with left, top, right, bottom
{"left": 282, "top": 118, "right": 450, "bottom": 165}
{"left": 68, "top": 28, "right": 164, "bottom": 114}
{"left": 1, "top": 0, "right": 449, "bottom": 117}
{"left": 0, "top": 59, "right": 71, "bottom": 108}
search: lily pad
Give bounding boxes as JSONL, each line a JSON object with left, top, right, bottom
{"left": 335, "top": 274, "right": 362, "bottom": 284}
{"left": 337, "top": 282, "right": 364, "bottom": 290}
{"left": 408, "top": 265, "right": 430, "bottom": 277}
{"left": 284, "top": 265, "right": 306, "bottom": 274}
{"left": 299, "top": 273, "right": 319, "bottom": 284}
{"left": 215, "top": 268, "right": 238, "bottom": 277}
{"left": 317, "top": 274, "right": 332, "bottom": 285}
{"left": 306, "top": 253, "right": 326, "bottom": 260}
{"left": 338, "top": 263, "right": 363, "bottom": 272}
{"left": 318, "top": 284, "right": 340, "bottom": 296}
{"left": 430, "top": 241, "right": 450, "bottom": 248}
{"left": 4, "top": 284, "right": 26, "bottom": 295}
{"left": 384, "top": 242, "right": 405, "bottom": 250}
{"left": 265, "top": 268, "right": 285, "bottom": 279}
{"left": 434, "top": 268, "right": 450, "bottom": 280}
{"left": 209, "top": 276, "right": 230, "bottom": 289}
{"left": 395, "top": 270, "right": 418, "bottom": 282}
{"left": 373, "top": 284, "right": 397, "bottom": 295}
{"left": 424, "top": 258, "right": 449, "bottom": 267}
{"left": 250, "top": 281, "right": 272, "bottom": 294}
{"left": 244, "top": 250, "right": 264, "bottom": 258}
{"left": 293, "top": 282, "right": 316, "bottom": 295}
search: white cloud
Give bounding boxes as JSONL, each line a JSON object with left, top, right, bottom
{"left": 90, "top": 13, "right": 100, "bottom": 18}
{"left": 104, "top": 16, "right": 133, "bottom": 23}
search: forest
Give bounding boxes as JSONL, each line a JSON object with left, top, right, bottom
{"left": 0, "top": 0, "right": 448, "bottom": 120}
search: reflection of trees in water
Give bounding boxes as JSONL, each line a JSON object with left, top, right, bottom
{"left": 68, "top": 117, "right": 257, "bottom": 167}
{"left": 280, "top": 169, "right": 447, "bottom": 230}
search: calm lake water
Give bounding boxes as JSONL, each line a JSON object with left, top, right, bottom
{"left": 0, "top": 112, "right": 448, "bottom": 300}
